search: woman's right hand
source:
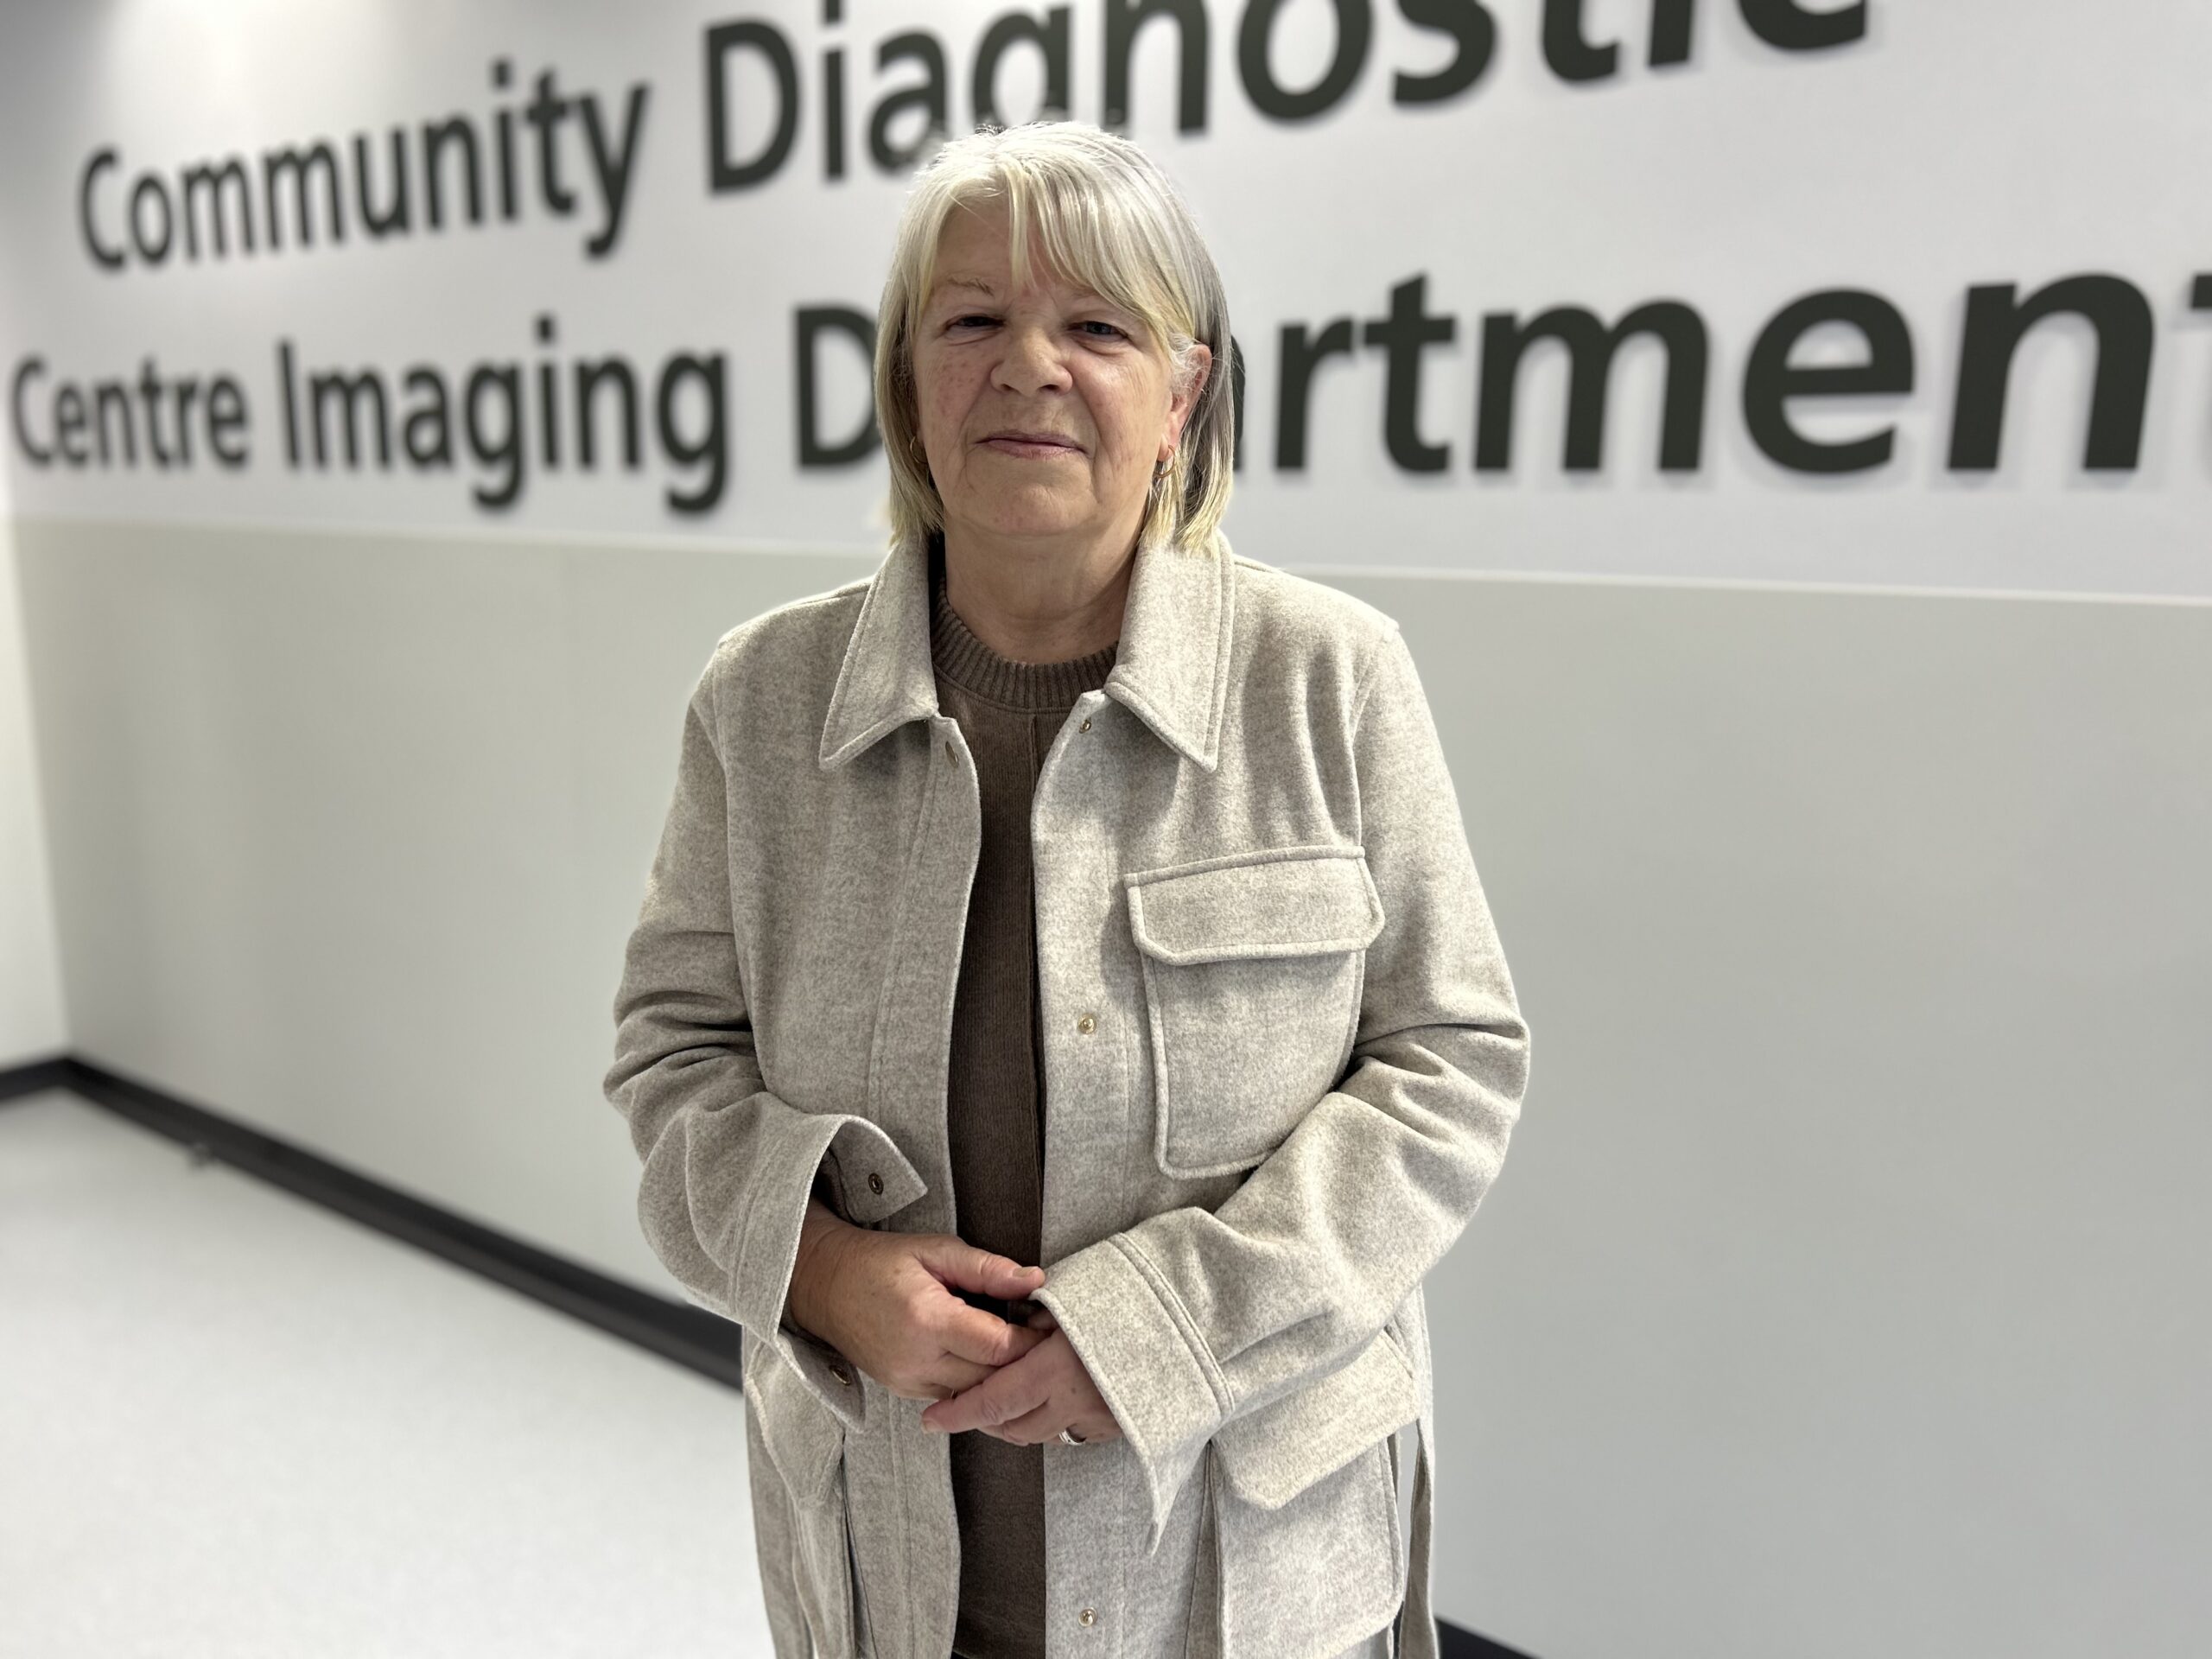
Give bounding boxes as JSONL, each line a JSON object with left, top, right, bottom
{"left": 786, "top": 1199, "right": 1052, "bottom": 1405}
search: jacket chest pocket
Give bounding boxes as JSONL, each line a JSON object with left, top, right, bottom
{"left": 1126, "top": 843, "right": 1385, "bottom": 1180}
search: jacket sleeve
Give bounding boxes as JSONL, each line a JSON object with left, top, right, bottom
{"left": 602, "top": 639, "right": 929, "bottom": 1428}
{"left": 1029, "top": 621, "right": 1533, "bottom": 1548}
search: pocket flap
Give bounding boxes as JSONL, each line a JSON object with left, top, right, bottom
{"left": 1210, "top": 1324, "right": 1421, "bottom": 1510}
{"left": 742, "top": 1339, "right": 846, "bottom": 1503}
{"left": 1127, "top": 845, "right": 1383, "bottom": 966}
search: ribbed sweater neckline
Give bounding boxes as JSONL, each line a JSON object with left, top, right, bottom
{"left": 929, "top": 540, "right": 1120, "bottom": 710}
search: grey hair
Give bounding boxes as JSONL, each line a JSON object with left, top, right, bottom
{"left": 874, "top": 118, "right": 1235, "bottom": 560}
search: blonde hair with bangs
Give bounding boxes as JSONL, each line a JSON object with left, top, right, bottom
{"left": 874, "top": 120, "right": 1235, "bottom": 559}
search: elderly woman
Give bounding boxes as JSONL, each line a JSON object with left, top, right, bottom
{"left": 605, "top": 120, "right": 1530, "bottom": 1659}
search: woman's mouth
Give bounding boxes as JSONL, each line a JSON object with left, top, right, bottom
{"left": 983, "top": 436, "right": 1081, "bottom": 457}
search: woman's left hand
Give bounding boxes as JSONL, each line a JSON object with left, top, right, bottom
{"left": 918, "top": 1309, "right": 1124, "bottom": 1446}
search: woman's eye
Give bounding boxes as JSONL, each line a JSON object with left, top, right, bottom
{"left": 944, "top": 315, "right": 1127, "bottom": 340}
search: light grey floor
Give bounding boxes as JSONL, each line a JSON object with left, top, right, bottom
{"left": 0, "top": 1090, "right": 769, "bottom": 1659}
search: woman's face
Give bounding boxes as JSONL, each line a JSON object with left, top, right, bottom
{"left": 911, "top": 195, "right": 1209, "bottom": 556}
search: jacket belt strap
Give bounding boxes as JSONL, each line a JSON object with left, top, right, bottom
{"left": 1398, "top": 1397, "right": 1438, "bottom": 1659}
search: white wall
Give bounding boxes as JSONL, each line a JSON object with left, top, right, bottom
{"left": 0, "top": 448, "right": 69, "bottom": 1065}
{"left": 3, "top": 1, "right": 2208, "bottom": 595}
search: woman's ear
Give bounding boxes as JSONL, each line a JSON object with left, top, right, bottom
{"left": 1167, "top": 341, "right": 1212, "bottom": 446}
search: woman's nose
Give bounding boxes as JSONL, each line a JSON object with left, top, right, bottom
{"left": 993, "top": 323, "right": 1072, "bottom": 391}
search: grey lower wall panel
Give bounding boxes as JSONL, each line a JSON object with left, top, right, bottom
{"left": 15, "top": 513, "right": 2211, "bottom": 1658}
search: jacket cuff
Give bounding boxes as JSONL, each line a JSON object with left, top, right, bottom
{"left": 1031, "top": 1231, "right": 1230, "bottom": 1554}
{"left": 728, "top": 1112, "right": 927, "bottom": 1429}
{"left": 770, "top": 1311, "right": 870, "bottom": 1429}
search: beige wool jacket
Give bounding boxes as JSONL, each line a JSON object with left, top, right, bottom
{"left": 603, "top": 527, "right": 1533, "bottom": 1659}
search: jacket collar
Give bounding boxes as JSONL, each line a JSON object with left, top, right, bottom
{"left": 817, "top": 526, "right": 1236, "bottom": 774}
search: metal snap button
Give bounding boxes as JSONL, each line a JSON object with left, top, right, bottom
{"left": 868, "top": 1171, "right": 884, "bottom": 1195}
{"left": 1076, "top": 1014, "right": 1096, "bottom": 1034}
{"left": 1077, "top": 1607, "right": 1096, "bottom": 1627}
{"left": 830, "top": 1362, "right": 852, "bottom": 1385}
{"left": 1078, "top": 715, "right": 1091, "bottom": 733}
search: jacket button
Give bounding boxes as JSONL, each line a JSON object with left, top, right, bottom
{"left": 1078, "top": 715, "right": 1091, "bottom": 733}
{"left": 1078, "top": 1607, "right": 1096, "bottom": 1626}
{"left": 830, "top": 1362, "right": 852, "bottom": 1385}
{"left": 944, "top": 740, "right": 955, "bottom": 764}
{"left": 1076, "top": 1014, "right": 1096, "bottom": 1034}
{"left": 868, "top": 1171, "right": 884, "bottom": 1194}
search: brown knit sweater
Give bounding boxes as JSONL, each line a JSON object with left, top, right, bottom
{"left": 928, "top": 534, "right": 1120, "bottom": 1659}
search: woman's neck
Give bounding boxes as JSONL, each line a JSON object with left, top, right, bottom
{"left": 931, "top": 527, "right": 1130, "bottom": 664}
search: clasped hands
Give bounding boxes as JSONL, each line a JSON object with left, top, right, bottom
{"left": 787, "top": 1198, "right": 1125, "bottom": 1446}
